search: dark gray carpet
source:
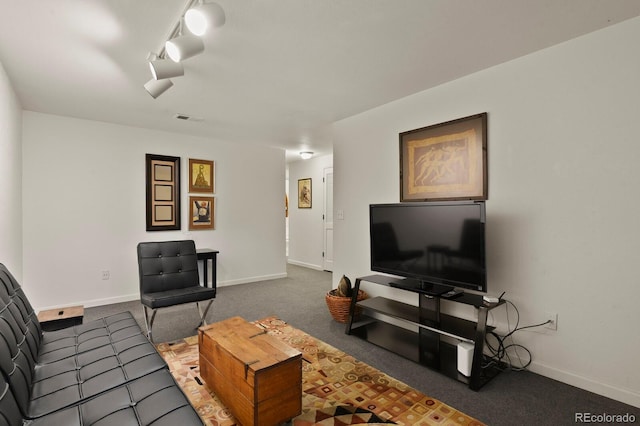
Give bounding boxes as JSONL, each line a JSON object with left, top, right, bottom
{"left": 85, "top": 264, "right": 639, "bottom": 426}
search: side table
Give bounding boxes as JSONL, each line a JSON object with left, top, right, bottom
{"left": 37, "top": 305, "right": 84, "bottom": 331}
{"left": 196, "top": 248, "right": 219, "bottom": 288}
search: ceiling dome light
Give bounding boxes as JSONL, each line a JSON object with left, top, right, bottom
{"left": 149, "top": 58, "right": 184, "bottom": 80}
{"left": 185, "top": 2, "right": 226, "bottom": 36}
{"left": 144, "top": 78, "right": 173, "bottom": 98}
{"left": 165, "top": 34, "right": 205, "bottom": 62}
{"left": 300, "top": 151, "right": 314, "bottom": 160}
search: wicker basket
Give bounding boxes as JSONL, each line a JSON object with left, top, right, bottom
{"left": 325, "top": 289, "right": 368, "bottom": 323}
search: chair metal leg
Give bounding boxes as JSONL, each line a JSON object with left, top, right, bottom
{"left": 196, "top": 300, "right": 214, "bottom": 327}
{"left": 142, "top": 306, "right": 157, "bottom": 342}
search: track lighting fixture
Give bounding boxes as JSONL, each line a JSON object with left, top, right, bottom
{"left": 185, "top": 1, "right": 226, "bottom": 36}
{"left": 144, "top": 78, "right": 174, "bottom": 99}
{"left": 143, "top": 0, "right": 225, "bottom": 98}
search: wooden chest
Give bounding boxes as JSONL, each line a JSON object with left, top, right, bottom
{"left": 198, "top": 316, "right": 302, "bottom": 426}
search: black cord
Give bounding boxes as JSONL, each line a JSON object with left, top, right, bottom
{"left": 482, "top": 299, "right": 550, "bottom": 371}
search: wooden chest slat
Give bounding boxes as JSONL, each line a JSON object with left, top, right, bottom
{"left": 198, "top": 317, "right": 302, "bottom": 426}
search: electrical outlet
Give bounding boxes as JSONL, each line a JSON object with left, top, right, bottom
{"left": 544, "top": 311, "right": 558, "bottom": 330}
{"left": 101, "top": 270, "right": 110, "bottom": 280}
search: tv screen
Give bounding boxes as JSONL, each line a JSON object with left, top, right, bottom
{"left": 370, "top": 201, "right": 486, "bottom": 294}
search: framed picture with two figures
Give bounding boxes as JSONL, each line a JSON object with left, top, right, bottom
{"left": 400, "top": 113, "right": 488, "bottom": 202}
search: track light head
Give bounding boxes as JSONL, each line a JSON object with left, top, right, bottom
{"left": 165, "top": 34, "right": 205, "bottom": 62}
{"left": 185, "top": 2, "right": 226, "bottom": 36}
{"left": 149, "top": 58, "right": 184, "bottom": 80}
{"left": 144, "top": 78, "right": 173, "bottom": 98}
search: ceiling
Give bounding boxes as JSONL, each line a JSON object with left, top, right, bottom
{"left": 2, "top": 1, "right": 640, "bottom": 162}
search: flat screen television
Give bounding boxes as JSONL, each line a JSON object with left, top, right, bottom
{"left": 369, "top": 201, "right": 486, "bottom": 295}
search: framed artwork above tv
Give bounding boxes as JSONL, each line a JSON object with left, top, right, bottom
{"left": 400, "top": 113, "right": 487, "bottom": 202}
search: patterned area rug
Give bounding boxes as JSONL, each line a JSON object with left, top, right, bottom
{"left": 156, "top": 317, "right": 485, "bottom": 426}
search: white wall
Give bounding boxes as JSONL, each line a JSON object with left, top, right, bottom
{"left": 0, "top": 62, "right": 23, "bottom": 278}
{"left": 332, "top": 17, "right": 640, "bottom": 407}
{"left": 288, "top": 154, "right": 333, "bottom": 270}
{"left": 22, "top": 112, "right": 286, "bottom": 310}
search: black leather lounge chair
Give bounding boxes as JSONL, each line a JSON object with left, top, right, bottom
{"left": 136, "top": 240, "right": 216, "bottom": 342}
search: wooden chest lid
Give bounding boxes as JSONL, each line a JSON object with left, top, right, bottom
{"left": 199, "top": 316, "right": 301, "bottom": 373}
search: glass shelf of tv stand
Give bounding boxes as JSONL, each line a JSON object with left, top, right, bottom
{"left": 348, "top": 318, "right": 471, "bottom": 381}
{"left": 346, "top": 274, "right": 505, "bottom": 390}
{"left": 353, "top": 296, "right": 490, "bottom": 343}
{"left": 350, "top": 274, "right": 498, "bottom": 307}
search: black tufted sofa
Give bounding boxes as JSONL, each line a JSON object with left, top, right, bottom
{"left": 0, "top": 263, "right": 203, "bottom": 425}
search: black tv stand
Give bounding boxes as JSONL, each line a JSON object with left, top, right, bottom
{"left": 388, "top": 277, "right": 451, "bottom": 296}
{"left": 345, "top": 275, "right": 505, "bottom": 391}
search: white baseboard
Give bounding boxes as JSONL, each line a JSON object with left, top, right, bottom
{"left": 287, "top": 259, "right": 324, "bottom": 271}
{"left": 36, "top": 293, "right": 139, "bottom": 312}
{"left": 34, "top": 273, "right": 292, "bottom": 312}
{"left": 530, "top": 361, "right": 640, "bottom": 408}
{"left": 217, "top": 272, "right": 288, "bottom": 287}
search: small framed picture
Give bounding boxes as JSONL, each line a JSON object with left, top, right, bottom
{"left": 189, "top": 196, "right": 215, "bottom": 230}
{"left": 189, "top": 158, "right": 214, "bottom": 193}
{"left": 298, "top": 178, "right": 312, "bottom": 208}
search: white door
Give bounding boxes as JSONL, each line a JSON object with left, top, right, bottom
{"left": 323, "top": 168, "right": 334, "bottom": 271}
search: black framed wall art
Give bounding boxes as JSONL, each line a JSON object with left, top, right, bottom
{"left": 145, "top": 153, "right": 181, "bottom": 231}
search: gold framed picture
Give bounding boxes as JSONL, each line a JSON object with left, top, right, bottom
{"left": 400, "top": 113, "right": 487, "bottom": 201}
{"left": 146, "top": 153, "right": 180, "bottom": 231}
{"left": 298, "top": 178, "right": 312, "bottom": 208}
{"left": 189, "top": 196, "right": 214, "bottom": 230}
{"left": 189, "top": 158, "right": 214, "bottom": 193}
